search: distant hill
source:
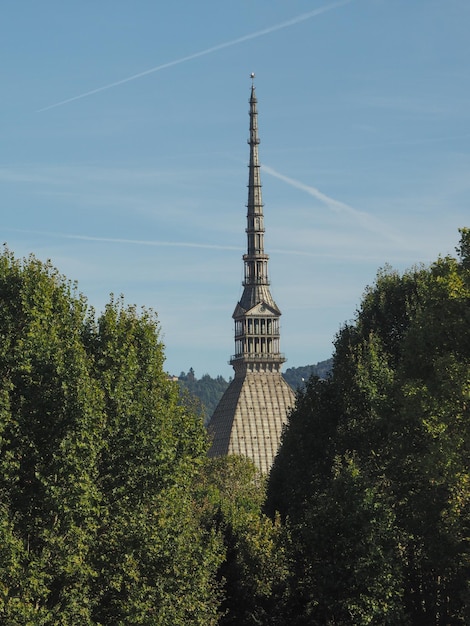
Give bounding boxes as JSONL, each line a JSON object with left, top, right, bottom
{"left": 176, "top": 359, "right": 333, "bottom": 424}
{"left": 177, "top": 368, "right": 230, "bottom": 425}
{"left": 282, "top": 358, "right": 333, "bottom": 389}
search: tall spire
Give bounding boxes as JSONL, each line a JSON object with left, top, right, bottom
{"left": 244, "top": 74, "right": 269, "bottom": 288}
{"left": 207, "top": 76, "right": 295, "bottom": 473}
{"left": 231, "top": 75, "right": 285, "bottom": 375}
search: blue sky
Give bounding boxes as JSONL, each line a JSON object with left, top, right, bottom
{"left": 2, "top": 0, "right": 469, "bottom": 378}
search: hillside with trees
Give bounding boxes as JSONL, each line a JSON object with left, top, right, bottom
{"left": 0, "top": 229, "right": 468, "bottom": 624}
{"left": 282, "top": 358, "right": 333, "bottom": 389}
{"left": 177, "top": 368, "right": 230, "bottom": 425}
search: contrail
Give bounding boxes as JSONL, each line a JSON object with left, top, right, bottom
{"left": 7, "top": 228, "right": 241, "bottom": 251}
{"left": 67, "top": 235, "right": 326, "bottom": 258}
{"left": 5, "top": 228, "right": 320, "bottom": 257}
{"left": 38, "top": 0, "right": 352, "bottom": 112}
{"left": 5, "top": 228, "right": 359, "bottom": 259}
{"left": 7, "top": 228, "right": 414, "bottom": 261}
{"left": 262, "top": 164, "right": 365, "bottom": 219}
{"left": 65, "top": 233, "right": 240, "bottom": 251}
{"left": 261, "top": 164, "right": 403, "bottom": 243}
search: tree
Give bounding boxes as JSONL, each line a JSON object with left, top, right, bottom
{"left": 87, "top": 298, "right": 223, "bottom": 625}
{"left": 0, "top": 251, "right": 102, "bottom": 624}
{"left": 267, "top": 230, "right": 470, "bottom": 624}
{"left": 0, "top": 250, "right": 223, "bottom": 625}
{"left": 268, "top": 376, "right": 406, "bottom": 625}
{"left": 195, "top": 456, "right": 289, "bottom": 625}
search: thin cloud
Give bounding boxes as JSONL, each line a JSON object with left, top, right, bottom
{"left": 261, "top": 164, "right": 403, "bottom": 244}
{"left": 6, "top": 228, "right": 241, "bottom": 251}
{"left": 6, "top": 228, "right": 320, "bottom": 256}
{"left": 68, "top": 234, "right": 239, "bottom": 251}
{"left": 7, "top": 228, "right": 415, "bottom": 263}
{"left": 37, "top": 0, "right": 352, "bottom": 112}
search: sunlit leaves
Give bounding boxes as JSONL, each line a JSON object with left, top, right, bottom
{"left": 0, "top": 250, "right": 221, "bottom": 624}
{"left": 267, "top": 229, "right": 470, "bottom": 624}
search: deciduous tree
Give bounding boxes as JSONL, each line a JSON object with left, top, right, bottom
{"left": 0, "top": 250, "right": 222, "bottom": 625}
{"left": 268, "top": 229, "right": 470, "bottom": 624}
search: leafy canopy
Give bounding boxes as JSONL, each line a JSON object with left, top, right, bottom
{"left": 0, "top": 249, "right": 222, "bottom": 625}
{"left": 267, "top": 229, "right": 470, "bottom": 625}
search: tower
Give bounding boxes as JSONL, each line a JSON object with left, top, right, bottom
{"left": 207, "top": 76, "right": 295, "bottom": 473}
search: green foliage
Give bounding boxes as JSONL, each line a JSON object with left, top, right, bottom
{"left": 0, "top": 250, "right": 102, "bottom": 624}
{"left": 195, "top": 456, "right": 289, "bottom": 625}
{"left": 178, "top": 370, "right": 229, "bottom": 425}
{"left": 0, "top": 249, "right": 222, "bottom": 625}
{"left": 456, "top": 226, "right": 470, "bottom": 270}
{"left": 87, "top": 298, "right": 222, "bottom": 625}
{"left": 3, "top": 229, "right": 468, "bottom": 624}
{"left": 267, "top": 230, "right": 470, "bottom": 624}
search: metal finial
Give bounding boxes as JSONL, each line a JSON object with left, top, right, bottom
{"left": 250, "top": 72, "right": 255, "bottom": 81}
